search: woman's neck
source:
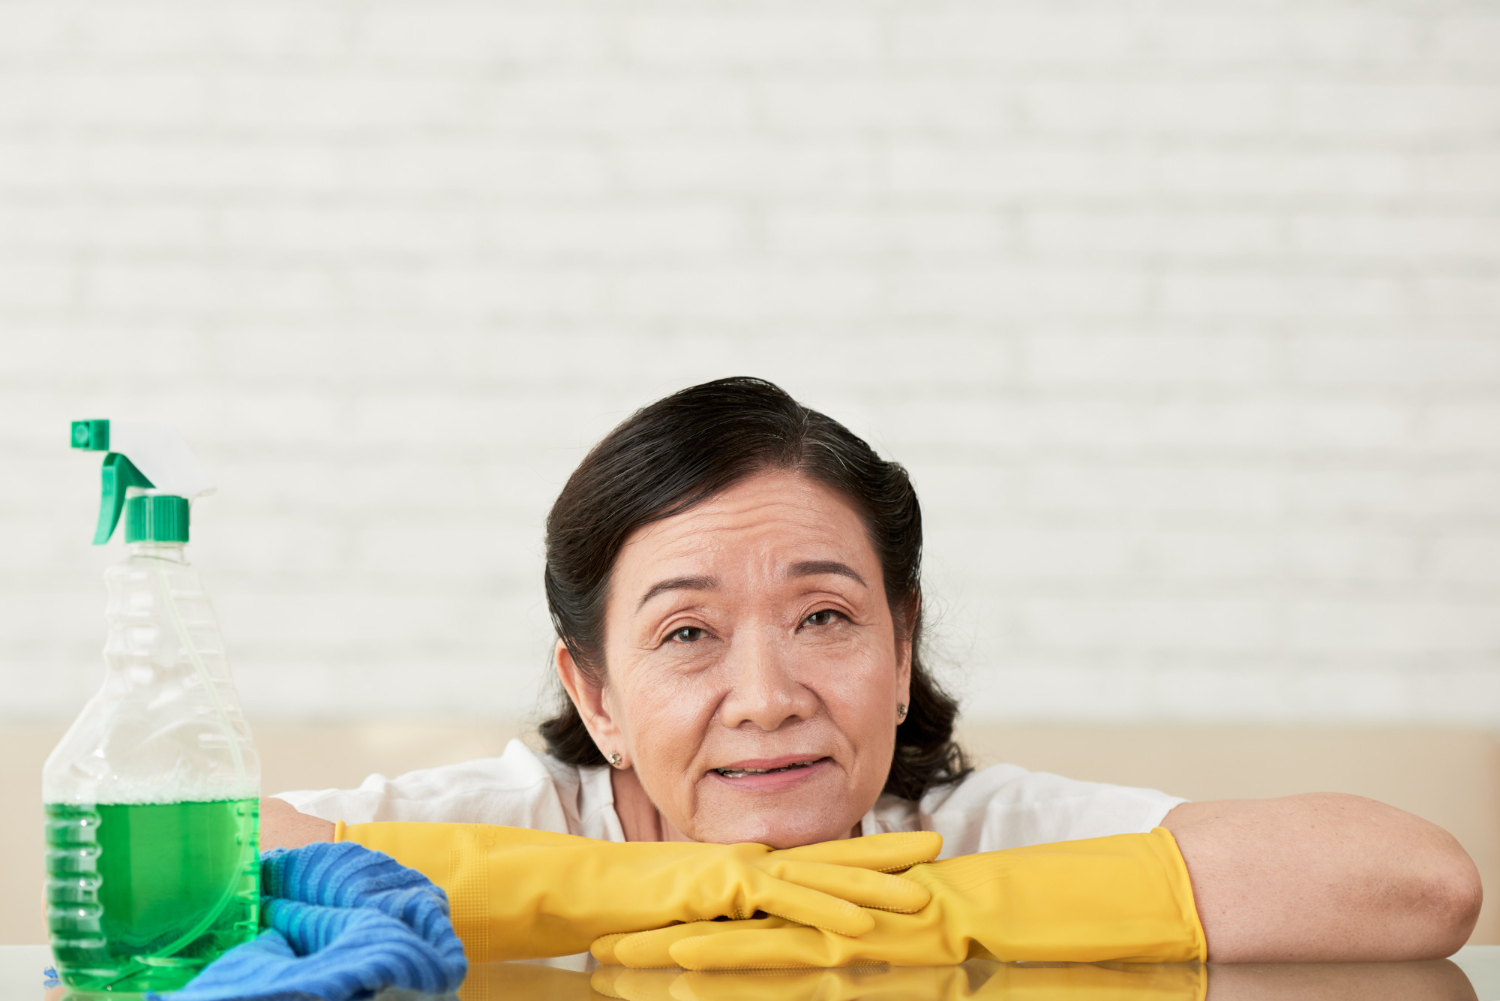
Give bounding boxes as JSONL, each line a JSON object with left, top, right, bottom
{"left": 610, "top": 765, "right": 694, "bottom": 842}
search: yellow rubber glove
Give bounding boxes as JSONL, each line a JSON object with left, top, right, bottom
{"left": 335, "top": 821, "right": 942, "bottom": 962}
{"left": 590, "top": 958, "right": 1207, "bottom": 1001}
{"left": 595, "top": 828, "right": 1205, "bottom": 969}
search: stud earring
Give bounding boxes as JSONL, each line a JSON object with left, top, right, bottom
{"left": 897, "top": 703, "right": 908, "bottom": 721}
{"left": 608, "top": 752, "right": 623, "bottom": 768}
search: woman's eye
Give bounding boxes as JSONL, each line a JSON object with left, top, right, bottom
{"left": 804, "top": 609, "right": 843, "bottom": 627}
{"left": 668, "top": 626, "right": 705, "bottom": 643}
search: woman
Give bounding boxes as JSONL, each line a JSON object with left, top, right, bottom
{"left": 265, "top": 377, "right": 1481, "bottom": 965}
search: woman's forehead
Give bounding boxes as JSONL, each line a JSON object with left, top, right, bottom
{"left": 615, "top": 471, "right": 876, "bottom": 581}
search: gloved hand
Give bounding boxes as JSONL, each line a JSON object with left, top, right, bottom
{"left": 589, "top": 959, "right": 1207, "bottom": 1001}
{"left": 595, "top": 828, "right": 1206, "bottom": 969}
{"left": 336, "top": 821, "right": 942, "bottom": 962}
{"left": 162, "top": 843, "right": 467, "bottom": 1001}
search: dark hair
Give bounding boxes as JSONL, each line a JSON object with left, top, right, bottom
{"left": 539, "top": 376, "right": 970, "bottom": 800}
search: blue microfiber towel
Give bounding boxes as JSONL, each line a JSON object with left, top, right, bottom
{"left": 261, "top": 842, "right": 461, "bottom": 951}
{"left": 158, "top": 843, "right": 467, "bottom": 1001}
{"left": 167, "top": 902, "right": 458, "bottom": 1001}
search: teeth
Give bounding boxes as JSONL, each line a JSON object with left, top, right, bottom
{"left": 716, "top": 760, "right": 815, "bottom": 779}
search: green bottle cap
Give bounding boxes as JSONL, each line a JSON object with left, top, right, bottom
{"left": 124, "top": 495, "right": 190, "bottom": 543}
{"left": 71, "top": 419, "right": 109, "bottom": 451}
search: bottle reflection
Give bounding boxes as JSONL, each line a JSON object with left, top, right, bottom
{"left": 455, "top": 956, "right": 1478, "bottom": 1001}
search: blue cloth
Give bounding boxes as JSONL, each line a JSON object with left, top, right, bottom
{"left": 261, "top": 842, "right": 461, "bottom": 953}
{"left": 160, "top": 843, "right": 467, "bottom": 1001}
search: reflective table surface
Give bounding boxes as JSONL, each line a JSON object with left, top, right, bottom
{"left": 4, "top": 946, "right": 1498, "bottom": 1001}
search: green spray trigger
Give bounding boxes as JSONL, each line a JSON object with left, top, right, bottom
{"left": 93, "top": 454, "right": 154, "bottom": 545}
{"left": 72, "top": 419, "right": 214, "bottom": 545}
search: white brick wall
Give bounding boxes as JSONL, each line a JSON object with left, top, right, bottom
{"left": 1, "top": 0, "right": 1497, "bottom": 728}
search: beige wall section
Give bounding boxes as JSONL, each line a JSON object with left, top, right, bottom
{"left": 4, "top": 724, "right": 1496, "bottom": 946}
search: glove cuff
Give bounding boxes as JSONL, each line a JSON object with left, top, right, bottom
{"left": 1150, "top": 827, "right": 1209, "bottom": 964}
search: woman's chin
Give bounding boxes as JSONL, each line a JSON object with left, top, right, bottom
{"left": 689, "top": 767, "right": 867, "bottom": 846}
{"left": 698, "top": 813, "right": 856, "bottom": 847}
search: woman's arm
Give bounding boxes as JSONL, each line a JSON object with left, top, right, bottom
{"left": 1163, "top": 793, "right": 1482, "bottom": 961}
{"left": 261, "top": 797, "right": 335, "bottom": 851}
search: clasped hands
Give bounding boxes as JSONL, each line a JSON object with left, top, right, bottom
{"left": 340, "top": 822, "right": 1206, "bottom": 970}
{"left": 339, "top": 821, "right": 943, "bottom": 966}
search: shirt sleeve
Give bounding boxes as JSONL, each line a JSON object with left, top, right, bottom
{"left": 919, "top": 762, "right": 1187, "bottom": 858}
{"left": 272, "top": 739, "right": 578, "bottom": 833}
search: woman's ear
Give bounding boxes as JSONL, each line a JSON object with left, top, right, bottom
{"left": 895, "top": 594, "right": 916, "bottom": 705}
{"left": 555, "top": 640, "right": 622, "bottom": 750}
{"left": 896, "top": 646, "right": 913, "bottom": 710}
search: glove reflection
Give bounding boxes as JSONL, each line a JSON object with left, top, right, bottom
{"left": 452, "top": 957, "right": 1477, "bottom": 1001}
{"left": 588, "top": 960, "right": 1206, "bottom": 1001}
{"left": 447, "top": 960, "right": 1476, "bottom": 1001}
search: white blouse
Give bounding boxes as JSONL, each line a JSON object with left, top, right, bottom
{"left": 276, "top": 739, "right": 1184, "bottom": 857}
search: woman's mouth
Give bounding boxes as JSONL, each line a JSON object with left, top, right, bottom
{"left": 714, "top": 759, "right": 819, "bottom": 779}
{"left": 708, "top": 756, "right": 832, "bottom": 790}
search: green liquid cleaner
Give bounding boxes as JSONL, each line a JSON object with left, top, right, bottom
{"left": 46, "top": 799, "right": 260, "bottom": 992}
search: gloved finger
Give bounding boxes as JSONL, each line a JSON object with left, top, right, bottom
{"left": 600, "top": 918, "right": 794, "bottom": 969}
{"left": 589, "top": 965, "right": 684, "bottom": 1000}
{"left": 592, "top": 931, "right": 634, "bottom": 966}
{"left": 669, "top": 926, "right": 852, "bottom": 971}
{"left": 760, "top": 858, "right": 931, "bottom": 914}
{"left": 743, "top": 875, "right": 874, "bottom": 937}
{"left": 770, "top": 832, "right": 943, "bottom": 873}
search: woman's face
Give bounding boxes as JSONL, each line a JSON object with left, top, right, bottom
{"left": 560, "top": 469, "right": 912, "bottom": 847}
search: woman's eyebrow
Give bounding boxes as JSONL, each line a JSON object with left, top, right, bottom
{"left": 787, "top": 560, "right": 867, "bottom": 587}
{"left": 637, "top": 575, "right": 719, "bottom": 611}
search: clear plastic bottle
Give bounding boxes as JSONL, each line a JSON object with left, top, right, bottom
{"left": 47, "top": 425, "right": 260, "bottom": 993}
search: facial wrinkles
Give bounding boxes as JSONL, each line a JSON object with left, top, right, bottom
{"left": 602, "top": 471, "right": 897, "bottom": 843}
{"left": 690, "top": 589, "right": 882, "bottom": 820}
{"left": 626, "top": 497, "right": 859, "bottom": 646}
{"left": 703, "top": 586, "right": 853, "bottom": 753}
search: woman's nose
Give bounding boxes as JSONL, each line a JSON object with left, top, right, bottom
{"left": 717, "top": 631, "right": 818, "bottom": 731}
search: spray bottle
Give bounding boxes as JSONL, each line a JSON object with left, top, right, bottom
{"left": 44, "top": 420, "right": 260, "bottom": 993}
